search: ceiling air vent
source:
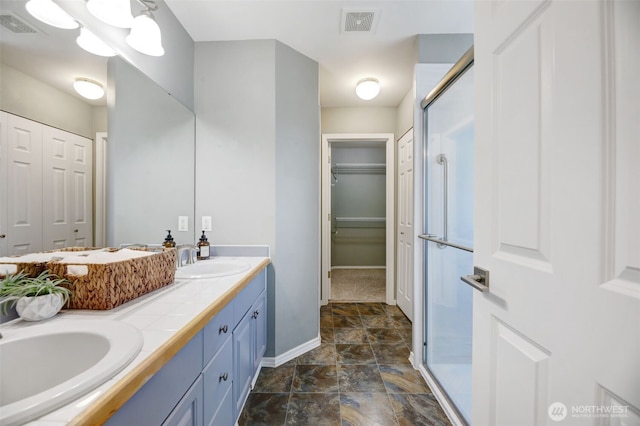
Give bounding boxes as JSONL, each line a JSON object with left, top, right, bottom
{"left": 342, "top": 9, "right": 379, "bottom": 33}
{"left": 0, "top": 14, "right": 37, "bottom": 33}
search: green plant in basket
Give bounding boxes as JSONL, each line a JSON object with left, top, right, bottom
{"left": 0, "top": 270, "right": 72, "bottom": 316}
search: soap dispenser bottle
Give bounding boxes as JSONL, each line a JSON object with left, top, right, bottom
{"left": 163, "top": 230, "right": 176, "bottom": 248}
{"left": 198, "top": 231, "right": 210, "bottom": 260}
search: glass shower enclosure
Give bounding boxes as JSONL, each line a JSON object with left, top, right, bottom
{"left": 420, "top": 49, "right": 474, "bottom": 424}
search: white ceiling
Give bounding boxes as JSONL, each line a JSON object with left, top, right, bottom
{"left": 0, "top": 0, "right": 473, "bottom": 109}
{"left": 166, "top": 0, "right": 474, "bottom": 107}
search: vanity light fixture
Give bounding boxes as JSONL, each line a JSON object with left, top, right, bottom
{"left": 76, "top": 27, "right": 116, "bottom": 57}
{"left": 126, "top": 6, "right": 164, "bottom": 57}
{"left": 86, "top": 0, "right": 134, "bottom": 29}
{"left": 25, "top": 0, "right": 79, "bottom": 29}
{"left": 73, "top": 78, "right": 104, "bottom": 100}
{"left": 355, "top": 78, "right": 381, "bottom": 100}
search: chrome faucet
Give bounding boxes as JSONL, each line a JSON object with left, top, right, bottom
{"left": 176, "top": 245, "right": 198, "bottom": 268}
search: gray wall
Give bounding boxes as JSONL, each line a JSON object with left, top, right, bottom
{"left": 321, "top": 107, "right": 396, "bottom": 135}
{"left": 274, "top": 42, "right": 320, "bottom": 355}
{"left": 194, "top": 40, "right": 320, "bottom": 358}
{"left": 0, "top": 63, "right": 104, "bottom": 139}
{"left": 107, "top": 57, "right": 195, "bottom": 247}
{"left": 417, "top": 33, "right": 474, "bottom": 64}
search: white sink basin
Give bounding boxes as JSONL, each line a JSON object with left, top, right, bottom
{"left": 0, "top": 320, "right": 143, "bottom": 425}
{"left": 175, "top": 259, "right": 251, "bottom": 280}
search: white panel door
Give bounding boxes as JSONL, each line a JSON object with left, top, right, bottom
{"left": 68, "top": 133, "right": 93, "bottom": 248}
{"left": 42, "top": 126, "right": 93, "bottom": 250}
{"left": 42, "top": 126, "right": 70, "bottom": 250}
{"left": 6, "top": 114, "right": 42, "bottom": 255}
{"left": 397, "top": 130, "right": 414, "bottom": 321}
{"left": 473, "top": 1, "right": 640, "bottom": 425}
{"left": 0, "top": 112, "right": 7, "bottom": 256}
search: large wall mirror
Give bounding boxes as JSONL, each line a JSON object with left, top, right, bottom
{"left": 0, "top": 0, "right": 195, "bottom": 254}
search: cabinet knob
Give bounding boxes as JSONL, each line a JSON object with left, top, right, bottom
{"left": 219, "top": 325, "right": 228, "bottom": 334}
{"left": 219, "top": 372, "right": 228, "bottom": 382}
{"left": 0, "top": 234, "right": 5, "bottom": 239}
{"left": 252, "top": 310, "right": 259, "bottom": 319}
{"left": 74, "top": 229, "right": 79, "bottom": 233}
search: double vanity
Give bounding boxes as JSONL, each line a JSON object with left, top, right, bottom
{"left": 0, "top": 246, "right": 270, "bottom": 426}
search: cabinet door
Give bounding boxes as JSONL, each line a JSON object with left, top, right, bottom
{"left": 251, "top": 291, "right": 266, "bottom": 373}
{"left": 163, "top": 375, "right": 203, "bottom": 426}
{"left": 233, "top": 312, "right": 253, "bottom": 420}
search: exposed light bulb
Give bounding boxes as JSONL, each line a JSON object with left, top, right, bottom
{"left": 25, "top": 0, "right": 79, "bottom": 29}
{"left": 77, "top": 27, "right": 116, "bottom": 57}
{"left": 74, "top": 78, "right": 105, "bottom": 100}
{"left": 355, "top": 78, "right": 380, "bottom": 100}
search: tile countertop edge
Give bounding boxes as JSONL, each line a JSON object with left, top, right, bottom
{"left": 68, "top": 257, "right": 271, "bottom": 426}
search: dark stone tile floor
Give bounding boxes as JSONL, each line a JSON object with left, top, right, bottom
{"left": 238, "top": 302, "right": 451, "bottom": 426}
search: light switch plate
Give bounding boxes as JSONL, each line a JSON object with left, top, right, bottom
{"left": 202, "top": 216, "right": 212, "bottom": 231}
{"left": 178, "top": 216, "right": 188, "bottom": 232}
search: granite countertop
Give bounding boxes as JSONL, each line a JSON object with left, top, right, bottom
{"left": 0, "top": 255, "right": 270, "bottom": 425}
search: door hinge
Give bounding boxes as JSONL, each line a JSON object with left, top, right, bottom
{"left": 328, "top": 155, "right": 331, "bottom": 163}
{"left": 328, "top": 271, "right": 331, "bottom": 279}
{"left": 328, "top": 213, "right": 331, "bottom": 221}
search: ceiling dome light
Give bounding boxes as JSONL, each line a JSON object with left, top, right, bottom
{"left": 73, "top": 78, "right": 104, "bottom": 100}
{"left": 77, "top": 27, "right": 116, "bottom": 57}
{"left": 126, "top": 11, "right": 164, "bottom": 57}
{"left": 355, "top": 78, "right": 380, "bottom": 100}
{"left": 86, "top": 0, "right": 134, "bottom": 28}
{"left": 25, "top": 0, "right": 79, "bottom": 29}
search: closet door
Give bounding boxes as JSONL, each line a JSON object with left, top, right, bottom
{"left": 68, "top": 134, "right": 93, "bottom": 247}
{"left": 0, "top": 112, "right": 7, "bottom": 256}
{"left": 42, "top": 126, "right": 93, "bottom": 250}
{"left": 396, "top": 130, "right": 414, "bottom": 321}
{"left": 6, "top": 114, "right": 43, "bottom": 255}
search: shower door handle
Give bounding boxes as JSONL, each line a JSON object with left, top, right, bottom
{"left": 437, "top": 153, "right": 448, "bottom": 243}
{"left": 461, "top": 266, "right": 490, "bottom": 292}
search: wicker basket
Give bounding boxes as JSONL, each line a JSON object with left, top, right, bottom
{"left": 0, "top": 247, "right": 103, "bottom": 280}
{"left": 2, "top": 247, "right": 177, "bottom": 310}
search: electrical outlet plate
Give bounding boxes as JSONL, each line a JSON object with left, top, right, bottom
{"left": 178, "top": 216, "right": 188, "bottom": 232}
{"left": 202, "top": 216, "right": 212, "bottom": 231}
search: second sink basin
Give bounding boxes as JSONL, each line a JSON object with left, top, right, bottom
{"left": 0, "top": 320, "right": 143, "bottom": 426}
{"left": 175, "top": 259, "right": 251, "bottom": 280}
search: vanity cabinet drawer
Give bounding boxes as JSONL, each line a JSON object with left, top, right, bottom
{"left": 203, "top": 337, "right": 233, "bottom": 424}
{"left": 203, "top": 301, "right": 233, "bottom": 363}
{"left": 234, "top": 269, "right": 266, "bottom": 326}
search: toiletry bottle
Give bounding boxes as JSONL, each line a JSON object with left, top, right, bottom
{"left": 198, "top": 231, "right": 210, "bottom": 260}
{"left": 163, "top": 230, "right": 176, "bottom": 248}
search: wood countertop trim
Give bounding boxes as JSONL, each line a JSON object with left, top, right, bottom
{"left": 69, "top": 258, "right": 271, "bottom": 425}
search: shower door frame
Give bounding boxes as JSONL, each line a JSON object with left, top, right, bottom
{"left": 413, "top": 47, "right": 475, "bottom": 426}
{"left": 320, "top": 133, "right": 395, "bottom": 306}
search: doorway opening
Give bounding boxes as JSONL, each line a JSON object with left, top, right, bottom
{"left": 321, "top": 133, "right": 395, "bottom": 306}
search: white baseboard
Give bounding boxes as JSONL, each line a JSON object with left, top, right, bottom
{"left": 417, "top": 364, "right": 465, "bottom": 426}
{"left": 261, "top": 335, "right": 321, "bottom": 368}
